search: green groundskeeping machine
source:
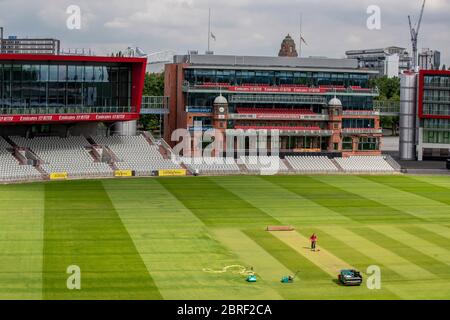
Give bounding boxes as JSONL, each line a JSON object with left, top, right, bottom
{"left": 246, "top": 274, "right": 257, "bottom": 282}
{"left": 281, "top": 271, "right": 300, "bottom": 284}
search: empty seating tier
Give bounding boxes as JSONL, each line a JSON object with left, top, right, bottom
{"left": 335, "top": 156, "right": 396, "bottom": 173}
{"left": 182, "top": 157, "right": 240, "bottom": 175}
{"left": 0, "top": 137, "right": 42, "bottom": 182}
{"left": 92, "top": 135, "right": 182, "bottom": 176}
{"left": 286, "top": 156, "right": 339, "bottom": 173}
{"left": 11, "top": 136, "right": 113, "bottom": 178}
{"left": 240, "top": 156, "right": 290, "bottom": 174}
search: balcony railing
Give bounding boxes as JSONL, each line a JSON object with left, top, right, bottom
{"left": 423, "top": 126, "right": 450, "bottom": 131}
{"left": 229, "top": 94, "right": 327, "bottom": 105}
{"left": 186, "top": 106, "right": 213, "bottom": 113}
{"left": 188, "top": 126, "right": 214, "bottom": 132}
{"left": 342, "top": 128, "right": 383, "bottom": 135}
{"left": 343, "top": 110, "right": 380, "bottom": 116}
{"left": 422, "top": 109, "right": 450, "bottom": 116}
{"left": 373, "top": 100, "right": 400, "bottom": 115}
{"left": 424, "top": 84, "right": 450, "bottom": 90}
{"left": 140, "top": 96, "right": 169, "bottom": 115}
{"left": 183, "top": 82, "right": 380, "bottom": 96}
{"left": 423, "top": 99, "right": 450, "bottom": 105}
{"left": 226, "top": 128, "right": 333, "bottom": 137}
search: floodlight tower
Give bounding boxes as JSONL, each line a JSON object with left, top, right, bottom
{"left": 408, "top": 0, "right": 426, "bottom": 70}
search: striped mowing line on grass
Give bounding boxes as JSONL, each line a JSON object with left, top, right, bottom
{"left": 0, "top": 184, "right": 44, "bottom": 300}
{"left": 270, "top": 231, "right": 354, "bottom": 278}
{"left": 104, "top": 179, "right": 281, "bottom": 300}
{"left": 211, "top": 229, "right": 286, "bottom": 299}
{"left": 410, "top": 176, "right": 450, "bottom": 190}
{"left": 419, "top": 224, "right": 450, "bottom": 240}
{"left": 213, "top": 176, "right": 351, "bottom": 226}
{"left": 319, "top": 226, "right": 437, "bottom": 281}
{"left": 263, "top": 176, "right": 421, "bottom": 224}
{"left": 43, "top": 180, "right": 162, "bottom": 300}
{"left": 366, "top": 176, "right": 450, "bottom": 207}
{"left": 158, "top": 177, "right": 279, "bottom": 228}
{"left": 372, "top": 226, "right": 450, "bottom": 267}
{"left": 316, "top": 176, "right": 448, "bottom": 223}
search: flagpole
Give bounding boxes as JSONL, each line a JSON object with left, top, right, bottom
{"left": 299, "top": 13, "right": 303, "bottom": 58}
{"left": 208, "top": 8, "right": 211, "bottom": 52}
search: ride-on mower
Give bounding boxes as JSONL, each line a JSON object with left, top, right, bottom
{"left": 281, "top": 271, "right": 300, "bottom": 283}
{"left": 338, "top": 269, "right": 363, "bottom": 286}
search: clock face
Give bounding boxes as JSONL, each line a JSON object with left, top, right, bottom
{"left": 219, "top": 107, "right": 225, "bottom": 113}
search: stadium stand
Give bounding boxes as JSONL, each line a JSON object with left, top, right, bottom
{"left": 92, "top": 135, "right": 182, "bottom": 176}
{"left": 0, "top": 137, "right": 42, "bottom": 182}
{"left": 240, "top": 156, "right": 290, "bottom": 174}
{"left": 10, "top": 136, "right": 113, "bottom": 178}
{"left": 0, "top": 131, "right": 402, "bottom": 182}
{"left": 286, "top": 156, "right": 339, "bottom": 173}
{"left": 334, "top": 156, "right": 396, "bottom": 173}
{"left": 181, "top": 157, "right": 240, "bottom": 175}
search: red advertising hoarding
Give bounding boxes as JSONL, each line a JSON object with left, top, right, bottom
{"left": 0, "top": 113, "right": 139, "bottom": 124}
{"left": 228, "top": 86, "right": 328, "bottom": 94}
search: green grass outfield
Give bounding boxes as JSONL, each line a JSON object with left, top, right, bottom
{"left": 0, "top": 175, "right": 450, "bottom": 300}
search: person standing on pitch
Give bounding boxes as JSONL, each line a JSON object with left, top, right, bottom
{"left": 310, "top": 233, "right": 318, "bottom": 252}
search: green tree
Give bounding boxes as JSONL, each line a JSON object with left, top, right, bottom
{"left": 139, "top": 73, "right": 165, "bottom": 135}
{"left": 370, "top": 76, "right": 401, "bottom": 136}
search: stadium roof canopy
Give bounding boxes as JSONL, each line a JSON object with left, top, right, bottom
{"left": 174, "top": 54, "right": 378, "bottom": 74}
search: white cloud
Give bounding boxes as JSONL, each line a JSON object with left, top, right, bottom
{"left": 0, "top": 0, "right": 448, "bottom": 65}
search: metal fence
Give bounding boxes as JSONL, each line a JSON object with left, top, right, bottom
{"left": 373, "top": 100, "right": 400, "bottom": 115}
{"left": 141, "top": 96, "right": 169, "bottom": 115}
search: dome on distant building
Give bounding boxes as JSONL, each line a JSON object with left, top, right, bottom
{"left": 214, "top": 95, "right": 228, "bottom": 105}
{"left": 328, "top": 97, "right": 343, "bottom": 107}
{"left": 278, "top": 34, "right": 298, "bottom": 58}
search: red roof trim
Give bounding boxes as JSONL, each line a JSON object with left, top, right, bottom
{"left": 0, "top": 53, "right": 147, "bottom": 64}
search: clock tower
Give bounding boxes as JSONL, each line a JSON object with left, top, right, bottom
{"left": 213, "top": 95, "right": 228, "bottom": 134}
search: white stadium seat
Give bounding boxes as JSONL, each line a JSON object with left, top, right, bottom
{"left": 0, "top": 138, "right": 42, "bottom": 182}
{"left": 335, "top": 156, "right": 396, "bottom": 173}
{"left": 286, "top": 156, "right": 339, "bottom": 173}
{"left": 240, "top": 156, "right": 290, "bottom": 174}
{"left": 10, "top": 136, "right": 113, "bottom": 178}
{"left": 92, "top": 135, "right": 182, "bottom": 176}
{"left": 182, "top": 157, "right": 240, "bottom": 175}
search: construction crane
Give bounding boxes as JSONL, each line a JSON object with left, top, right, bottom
{"left": 408, "top": 0, "right": 426, "bottom": 70}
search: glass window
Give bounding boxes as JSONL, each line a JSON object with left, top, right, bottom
{"left": 94, "top": 66, "right": 103, "bottom": 82}
{"left": 85, "top": 66, "right": 94, "bottom": 81}
{"left": 0, "top": 62, "right": 132, "bottom": 114}
{"left": 58, "top": 65, "right": 67, "bottom": 81}
{"left": 67, "top": 66, "right": 77, "bottom": 81}
{"left": 12, "top": 65, "right": 22, "bottom": 81}
{"left": 49, "top": 65, "right": 58, "bottom": 81}
{"left": 39, "top": 65, "right": 48, "bottom": 82}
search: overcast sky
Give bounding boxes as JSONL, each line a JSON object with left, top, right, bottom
{"left": 0, "top": 0, "right": 449, "bottom": 65}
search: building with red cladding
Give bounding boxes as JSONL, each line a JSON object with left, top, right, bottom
{"left": 164, "top": 53, "right": 382, "bottom": 157}
{"left": 416, "top": 70, "right": 450, "bottom": 160}
{"left": 0, "top": 54, "right": 146, "bottom": 136}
